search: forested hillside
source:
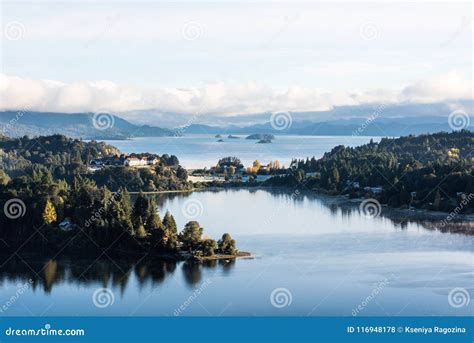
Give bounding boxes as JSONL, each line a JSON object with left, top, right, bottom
{"left": 269, "top": 130, "right": 474, "bottom": 213}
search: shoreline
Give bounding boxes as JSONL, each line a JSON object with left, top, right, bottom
{"left": 187, "top": 184, "right": 474, "bottom": 235}
{"left": 111, "top": 184, "right": 473, "bottom": 226}
{"left": 1, "top": 250, "right": 253, "bottom": 264}
{"left": 198, "top": 184, "right": 474, "bottom": 221}
{"left": 133, "top": 184, "right": 473, "bottom": 223}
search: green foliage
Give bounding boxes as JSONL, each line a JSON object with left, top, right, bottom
{"left": 132, "top": 193, "right": 162, "bottom": 235}
{"left": 218, "top": 233, "right": 237, "bottom": 255}
{"left": 0, "top": 134, "right": 118, "bottom": 179}
{"left": 201, "top": 239, "right": 218, "bottom": 256}
{"left": 162, "top": 211, "right": 178, "bottom": 250}
{"left": 135, "top": 217, "right": 147, "bottom": 238}
{"left": 180, "top": 221, "right": 203, "bottom": 252}
{"left": 0, "top": 169, "right": 10, "bottom": 185}
{"left": 0, "top": 135, "right": 238, "bottom": 256}
{"left": 267, "top": 130, "right": 474, "bottom": 212}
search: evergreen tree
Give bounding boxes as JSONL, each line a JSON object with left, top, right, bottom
{"left": 135, "top": 217, "right": 147, "bottom": 238}
{"left": 162, "top": 211, "right": 178, "bottom": 250}
{"left": 180, "top": 221, "right": 203, "bottom": 252}
{"left": 132, "top": 193, "right": 149, "bottom": 230}
{"left": 433, "top": 189, "right": 441, "bottom": 210}
{"left": 144, "top": 196, "right": 162, "bottom": 232}
{"left": 218, "top": 233, "right": 237, "bottom": 255}
{"left": 163, "top": 211, "right": 177, "bottom": 235}
{"left": 331, "top": 168, "right": 340, "bottom": 186}
{"left": 201, "top": 239, "right": 217, "bottom": 256}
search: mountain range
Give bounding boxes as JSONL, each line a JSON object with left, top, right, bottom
{"left": 0, "top": 105, "right": 472, "bottom": 140}
{"left": 0, "top": 111, "right": 173, "bottom": 139}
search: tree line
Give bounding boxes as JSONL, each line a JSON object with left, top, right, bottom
{"left": 0, "top": 134, "right": 236, "bottom": 258}
{"left": 265, "top": 130, "right": 474, "bottom": 213}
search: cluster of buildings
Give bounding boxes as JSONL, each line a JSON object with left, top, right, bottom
{"left": 346, "top": 181, "right": 383, "bottom": 194}
{"left": 88, "top": 153, "right": 160, "bottom": 171}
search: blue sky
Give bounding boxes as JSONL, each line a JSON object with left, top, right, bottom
{"left": 0, "top": 1, "right": 472, "bottom": 119}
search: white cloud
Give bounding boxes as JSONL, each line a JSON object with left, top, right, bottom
{"left": 400, "top": 72, "right": 473, "bottom": 103}
{"left": 0, "top": 72, "right": 472, "bottom": 120}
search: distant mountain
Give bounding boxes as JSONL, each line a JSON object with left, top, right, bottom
{"left": 0, "top": 111, "right": 173, "bottom": 139}
{"left": 1, "top": 106, "right": 472, "bottom": 140}
{"left": 179, "top": 116, "right": 472, "bottom": 137}
{"left": 119, "top": 100, "right": 473, "bottom": 128}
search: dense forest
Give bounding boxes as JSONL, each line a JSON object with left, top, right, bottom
{"left": 0, "top": 134, "right": 191, "bottom": 191}
{"left": 0, "top": 134, "right": 236, "bottom": 258}
{"left": 266, "top": 130, "right": 474, "bottom": 213}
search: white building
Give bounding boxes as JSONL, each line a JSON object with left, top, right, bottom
{"left": 124, "top": 156, "right": 159, "bottom": 167}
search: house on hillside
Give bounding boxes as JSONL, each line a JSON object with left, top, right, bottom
{"left": 124, "top": 155, "right": 159, "bottom": 167}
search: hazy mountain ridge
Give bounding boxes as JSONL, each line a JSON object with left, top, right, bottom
{"left": 181, "top": 116, "right": 472, "bottom": 136}
{"left": 0, "top": 106, "right": 472, "bottom": 139}
{"left": 0, "top": 111, "right": 173, "bottom": 139}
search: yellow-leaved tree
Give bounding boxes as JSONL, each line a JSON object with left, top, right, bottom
{"left": 43, "top": 199, "right": 57, "bottom": 225}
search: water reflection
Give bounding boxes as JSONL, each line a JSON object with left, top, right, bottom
{"left": 0, "top": 256, "right": 231, "bottom": 294}
{"left": 158, "top": 188, "right": 473, "bottom": 235}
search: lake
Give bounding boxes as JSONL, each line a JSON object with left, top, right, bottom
{"left": 102, "top": 134, "right": 379, "bottom": 169}
{"left": 1, "top": 189, "right": 472, "bottom": 316}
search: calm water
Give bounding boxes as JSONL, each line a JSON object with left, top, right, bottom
{"left": 103, "top": 135, "right": 379, "bottom": 168}
{"left": 1, "top": 189, "right": 472, "bottom": 316}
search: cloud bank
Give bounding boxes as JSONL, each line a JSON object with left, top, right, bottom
{"left": 0, "top": 72, "right": 472, "bottom": 120}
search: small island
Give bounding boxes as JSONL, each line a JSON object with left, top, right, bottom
{"left": 257, "top": 138, "right": 272, "bottom": 144}
{"left": 227, "top": 135, "right": 240, "bottom": 139}
{"left": 215, "top": 134, "right": 222, "bottom": 138}
{"left": 246, "top": 133, "right": 275, "bottom": 140}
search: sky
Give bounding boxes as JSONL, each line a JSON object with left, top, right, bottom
{"left": 0, "top": 1, "right": 472, "bottom": 123}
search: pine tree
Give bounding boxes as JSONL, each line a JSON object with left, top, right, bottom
{"left": 132, "top": 193, "right": 149, "bottom": 229}
{"left": 145, "top": 196, "right": 162, "bottom": 232}
{"left": 163, "top": 211, "right": 177, "bottom": 234}
{"left": 162, "top": 211, "right": 178, "bottom": 251}
{"left": 218, "top": 233, "right": 237, "bottom": 255}
{"left": 180, "top": 221, "right": 203, "bottom": 252}
{"left": 118, "top": 188, "right": 134, "bottom": 235}
{"left": 135, "top": 217, "right": 147, "bottom": 238}
{"left": 433, "top": 189, "right": 441, "bottom": 210}
{"left": 332, "top": 168, "right": 340, "bottom": 185}
{"left": 201, "top": 239, "right": 218, "bottom": 256}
